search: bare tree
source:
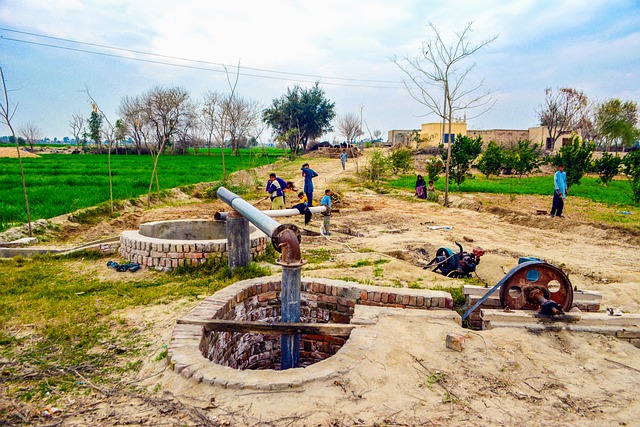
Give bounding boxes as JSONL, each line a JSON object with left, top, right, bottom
{"left": 69, "top": 113, "right": 85, "bottom": 151}
{"left": 0, "top": 67, "right": 32, "bottom": 236}
{"left": 226, "top": 95, "right": 261, "bottom": 155}
{"left": 538, "top": 87, "right": 588, "bottom": 150}
{"left": 19, "top": 120, "right": 42, "bottom": 150}
{"left": 336, "top": 112, "right": 363, "bottom": 145}
{"left": 118, "top": 95, "right": 150, "bottom": 155}
{"left": 394, "top": 22, "right": 497, "bottom": 205}
{"left": 200, "top": 90, "right": 223, "bottom": 155}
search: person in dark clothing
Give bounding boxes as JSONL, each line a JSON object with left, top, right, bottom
{"left": 415, "top": 175, "right": 427, "bottom": 199}
{"left": 292, "top": 191, "right": 312, "bottom": 225}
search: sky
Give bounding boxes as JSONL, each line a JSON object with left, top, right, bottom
{"left": 0, "top": 0, "right": 639, "bottom": 142}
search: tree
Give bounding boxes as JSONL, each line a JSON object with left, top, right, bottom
{"left": 114, "top": 119, "right": 127, "bottom": 153}
{"left": 551, "top": 136, "right": 595, "bottom": 188}
{"left": 538, "top": 87, "right": 588, "bottom": 150}
{"left": 593, "top": 152, "right": 622, "bottom": 186}
{"left": 388, "top": 147, "right": 413, "bottom": 175}
{"left": 18, "top": 121, "right": 42, "bottom": 150}
{"left": 425, "top": 156, "right": 444, "bottom": 183}
{"left": 226, "top": 95, "right": 262, "bottom": 155}
{"left": 69, "top": 114, "right": 86, "bottom": 151}
{"left": 87, "top": 108, "right": 103, "bottom": 150}
{"left": 118, "top": 95, "right": 150, "bottom": 155}
{"left": 263, "top": 82, "right": 335, "bottom": 155}
{"left": 440, "top": 134, "right": 482, "bottom": 189}
{"left": 394, "top": 22, "right": 497, "bottom": 205}
{"left": 0, "top": 67, "right": 32, "bottom": 236}
{"left": 336, "top": 112, "right": 363, "bottom": 144}
{"left": 477, "top": 140, "right": 504, "bottom": 178}
{"left": 504, "top": 139, "right": 542, "bottom": 178}
{"left": 595, "top": 98, "right": 639, "bottom": 151}
{"left": 622, "top": 150, "right": 640, "bottom": 204}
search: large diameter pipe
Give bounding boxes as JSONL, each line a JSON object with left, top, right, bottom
{"left": 215, "top": 205, "right": 327, "bottom": 221}
{"left": 216, "top": 187, "right": 281, "bottom": 238}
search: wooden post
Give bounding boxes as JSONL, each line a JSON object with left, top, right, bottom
{"left": 226, "top": 210, "right": 250, "bottom": 271}
{"left": 280, "top": 265, "right": 301, "bottom": 369}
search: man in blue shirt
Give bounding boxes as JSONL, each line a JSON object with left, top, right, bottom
{"left": 550, "top": 164, "right": 567, "bottom": 218}
{"left": 301, "top": 163, "right": 318, "bottom": 206}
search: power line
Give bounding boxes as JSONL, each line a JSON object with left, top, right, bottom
{"left": 0, "top": 27, "right": 404, "bottom": 89}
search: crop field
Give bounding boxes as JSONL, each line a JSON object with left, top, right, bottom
{"left": 0, "top": 149, "right": 284, "bottom": 231}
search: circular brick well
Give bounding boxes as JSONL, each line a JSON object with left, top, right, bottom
{"left": 169, "top": 276, "right": 454, "bottom": 388}
{"left": 119, "top": 219, "right": 268, "bottom": 271}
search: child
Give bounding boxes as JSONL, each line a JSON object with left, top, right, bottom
{"left": 320, "top": 189, "right": 332, "bottom": 235}
{"left": 292, "top": 191, "right": 312, "bottom": 225}
{"left": 426, "top": 180, "right": 436, "bottom": 199}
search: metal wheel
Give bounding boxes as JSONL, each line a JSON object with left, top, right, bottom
{"left": 435, "top": 247, "right": 458, "bottom": 275}
{"left": 499, "top": 261, "right": 573, "bottom": 312}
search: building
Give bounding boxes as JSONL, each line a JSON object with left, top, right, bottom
{"left": 389, "top": 122, "right": 577, "bottom": 152}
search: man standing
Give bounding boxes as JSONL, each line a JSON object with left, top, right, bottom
{"left": 550, "top": 164, "right": 567, "bottom": 218}
{"left": 340, "top": 150, "right": 348, "bottom": 170}
{"left": 266, "top": 172, "right": 286, "bottom": 210}
{"left": 301, "top": 163, "right": 318, "bottom": 206}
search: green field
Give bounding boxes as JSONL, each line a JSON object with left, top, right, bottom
{"left": 389, "top": 174, "right": 635, "bottom": 206}
{"left": 0, "top": 149, "right": 284, "bottom": 231}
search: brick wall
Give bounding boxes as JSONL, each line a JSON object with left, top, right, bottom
{"left": 119, "top": 230, "right": 268, "bottom": 271}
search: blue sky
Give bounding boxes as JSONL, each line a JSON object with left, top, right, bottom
{"left": 0, "top": 0, "right": 639, "bottom": 141}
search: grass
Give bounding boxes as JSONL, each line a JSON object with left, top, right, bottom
{"left": 0, "top": 148, "right": 284, "bottom": 231}
{"left": 388, "top": 174, "right": 635, "bottom": 206}
{"left": 0, "top": 252, "right": 270, "bottom": 405}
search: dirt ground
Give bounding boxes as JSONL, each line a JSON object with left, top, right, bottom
{"left": 8, "top": 153, "right": 640, "bottom": 426}
{"left": 0, "top": 147, "right": 40, "bottom": 158}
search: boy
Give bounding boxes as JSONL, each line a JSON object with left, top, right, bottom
{"left": 320, "top": 189, "right": 332, "bottom": 235}
{"left": 266, "top": 173, "right": 286, "bottom": 209}
{"left": 292, "top": 191, "right": 312, "bottom": 225}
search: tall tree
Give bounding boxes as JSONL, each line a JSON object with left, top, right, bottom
{"left": 118, "top": 95, "right": 149, "bottom": 155}
{"left": 440, "top": 134, "right": 483, "bottom": 189}
{"left": 538, "top": 87, "right": 588, "bottom": 150}
{"left": 394, "top": 22, "right": 497, "bottom": 205}
{"left": 0, "top": 67, "right": 32, "bottom": 236}
{"left": 596, "top": 98, "right": 639, "bottom": 151}
{"left": 226, "top": 95, "right": 262, "bottom": 155}
{"left": 263, "top": 82, "right": 335, "bottom": 156}
{"left": 18, "top": 121, "right": 42, "bottom": 150}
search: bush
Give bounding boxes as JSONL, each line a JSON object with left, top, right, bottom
{"left": 593, "top": 152, "right": 623, "bottom": 186}
{"left": 623, "top": 150, "right": 640, "bottom": 204}
{"left": 552, "top": 136, "right": 595, "bottom": 188}
{"left": 440, "top": 134, "right": 483, "bottom": 189}
{"left": 477, "top": 141, "right": 504, "bottom": 178}
{"left": 363, "top": 149, "right": 388, "bottom": 184}
{"left": 503, "top": 139, "right": 542, "bottom": 178}
{"left": 387, "top": 147, "right": 413, "bottom": 175}
{"left": 425, "top": 156, "right": 444, "bottom": 183}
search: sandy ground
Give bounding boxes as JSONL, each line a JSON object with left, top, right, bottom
{"left": 0, "top": 147, "right": 40, "bottom": 158}
{"left": 7, "top": 153, "right": 640, "bottom": 426}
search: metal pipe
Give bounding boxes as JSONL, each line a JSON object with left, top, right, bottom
{"left": 280, "top": 265, "right": 301, "bottom": 369}
{"left": 216, "top": 187, "right": 282, "bottom": 238}
{"left": 215, "top": 205, "right": 327, "bottom": 221}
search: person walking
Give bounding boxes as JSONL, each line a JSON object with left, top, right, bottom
{"left": 340, "top": 150, "right": 348, "bottom": 170}
{"left": 301, "top": 163, "right": 318, "bottom": 207}
{"left": 550, "top": 164, "right": 567, "bottom": 218}
{"left": 266, "top": 172, "right": 287, "bottom": 210}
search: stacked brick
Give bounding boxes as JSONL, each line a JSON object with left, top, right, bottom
{"left": 463, "top": 285, "right": 603, "bottom": 330}
{"left": 119, "top": 230, "right": 268, "bottom": 271}
{"left": 170, "top": 277, "right": 454, "bottom": 376}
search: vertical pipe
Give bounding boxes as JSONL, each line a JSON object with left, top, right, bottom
{"left": 280, "top": 265, "right": 301, "bottom": 369}
{"left": 226, "top": 210, "right": 250, "bottom": 271}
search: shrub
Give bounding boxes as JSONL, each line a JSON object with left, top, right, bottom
{"left": 552, "top": 136, "right": 595, "bottom": 188}
{"left": 440, "top": 134, "right": 483, "bottom": 189}
{"left": 387, "top": 147, "right": 413, "bottom": 175}
{"left": 503, "top": 139, "right": 542, "bottom": 178}
{"left": 593, "top": 152, "right": 623, "bottom": 186}
{"left": 622, "top": 150, "right": 640, "bottom": 204}
{"left": 363, "top": 149, "right": 388, "bottom": 183}
{"left": 477, "top": 141, "right": 504, "bottom": 178}
{"left": 425, "top": 156, "right": 444, "bottom": 183}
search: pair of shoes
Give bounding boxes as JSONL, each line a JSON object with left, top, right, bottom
{"left": 550, "top": 215, "right": 555, "bottom": 218}
{"left": 557, "top": 215, "right": 564, "bottom": 218}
